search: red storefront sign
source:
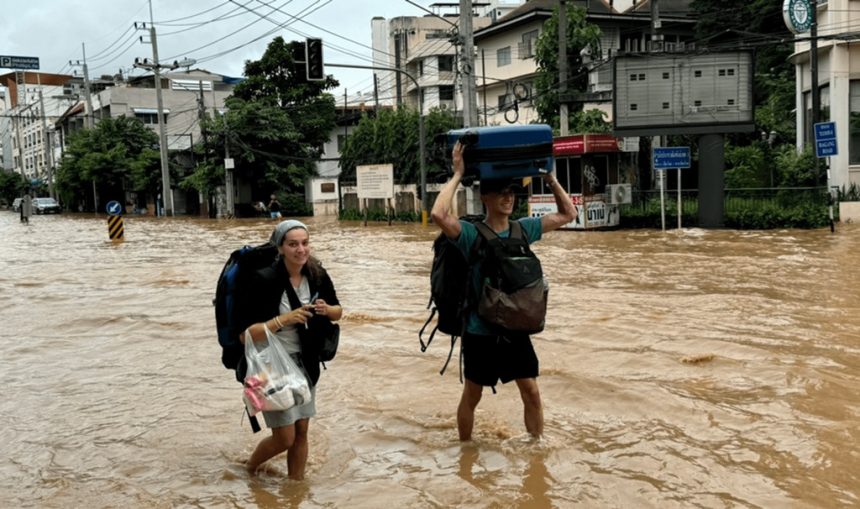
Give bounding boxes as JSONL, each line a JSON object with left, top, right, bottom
{"left": 553, "top": 134, "right": 621, "bottom": 156}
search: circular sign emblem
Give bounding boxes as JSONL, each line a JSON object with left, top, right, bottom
{"left": 106, "top": 200, "right": 122, "bottom": 216}
{"left": 783, "top": 0, "right": 813, "bottom": 34}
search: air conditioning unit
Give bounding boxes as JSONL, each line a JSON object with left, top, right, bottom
{"left": 606, "top": 184, "right": 632, "bottom": 205}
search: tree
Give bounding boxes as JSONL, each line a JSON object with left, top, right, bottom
{"left": 338, "top": 107, "right": 461, "bottom": 185}
{"left": 533, "top": 4, "right": 602, "bottom": 131}
{"left": 184, "top": 37, "right": 339, "bottom": 202}
{"left": 690, "top": 0, "right": 795, "bottom": 143}
{"left": 54, "top": 116, "right": 160, "bottom": 210}
{"left": 0, "top": 169, "right": 27, "bottom": 205}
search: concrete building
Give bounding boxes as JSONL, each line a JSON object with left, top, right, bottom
{"left": 789, "top": 0, "right": 860, "bottom": 195}
{"left": 0, "top": 71, "right": 74, "bottom": 192}
{"left": 473, "top": 0, "right": 695, "bottom": 126}
{"left": 54, "top": 69, "right": 238, "bottom": 214}
{"left": 370, "top": 6, "right": 493, "bottom": 114}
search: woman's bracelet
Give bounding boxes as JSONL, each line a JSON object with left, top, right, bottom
{"left": 273, "top": 315, "right": 284, "bottom": 329}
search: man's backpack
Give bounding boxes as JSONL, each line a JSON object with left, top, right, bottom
{"left": 473, "top": 222, "right": 547, "bottom": 334}
{"left": 419, "top": 216, "right": 484, "bottom": 375}
{"left": 214, "top": 243, "right": 279, "bottom": 380}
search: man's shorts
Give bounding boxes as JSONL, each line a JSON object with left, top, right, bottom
{"left": 461, "top": 331, "right": 539, "bottom": 386}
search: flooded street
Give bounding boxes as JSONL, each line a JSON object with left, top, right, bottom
{"left": 1, "top": 211, "right": 858, "bottom": 508}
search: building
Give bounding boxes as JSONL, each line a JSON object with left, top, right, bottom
{"left": 473, "top": 0, "right": 695, "bottom": 126}
{"left": 789, "top": 0, "right": 860, "bottom": 193}
{"left": 0, "top": 71, "right": 75, "bottom": 192}
{"left": 370, "top": 6, "right": 493, "bottom": 114}
{"left": 54, "top": 69, "right": 238, "bottom": 215}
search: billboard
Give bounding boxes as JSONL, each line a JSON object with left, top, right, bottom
{"left": 613, "top": 51, "right": 754, "bottom": 136}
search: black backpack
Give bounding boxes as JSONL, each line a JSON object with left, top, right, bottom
{"left": 419, "top": 216, "right": 486, "bottom": 375}
{"left": 214, "top": 243, "right": 279, "bottom": 380}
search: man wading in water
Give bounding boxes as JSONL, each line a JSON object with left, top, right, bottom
{"left": 430, "top": 142, "right": 576, "bottom": 440}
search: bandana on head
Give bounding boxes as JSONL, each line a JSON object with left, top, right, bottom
{"left": 270, "top": 219, "right": 308, "bottom": 247}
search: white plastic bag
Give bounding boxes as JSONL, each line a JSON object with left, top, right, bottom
{"left": 242, "top": 326, "right": 312, "bottom": 416}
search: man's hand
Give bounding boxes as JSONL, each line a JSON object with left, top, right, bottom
{"left": 452, "top": 141, "right": 466, "bottom": 177}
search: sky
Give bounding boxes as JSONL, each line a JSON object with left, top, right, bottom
{"left": 0, "top": 0, "right": 436, "bottom": 100}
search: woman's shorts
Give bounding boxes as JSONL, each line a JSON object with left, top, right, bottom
{"left": 262, "top": 354, "right": 316, "bottom": 428}
{"left": 461, "top": 332, "right": 539, "bottom": 387}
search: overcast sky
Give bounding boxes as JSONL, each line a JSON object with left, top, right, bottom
{"left": 0, "top": 0, "right": 437, "bottom": 99}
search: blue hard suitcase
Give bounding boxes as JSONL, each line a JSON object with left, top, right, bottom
{"left": 444, "top": 124, "right": 554, "bottom": 181}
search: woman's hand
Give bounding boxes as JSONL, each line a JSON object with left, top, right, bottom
{"left": 312, "top": 299, "right": 330, "bottom": 318}
{"left": 283, "top": 306, "right": 314, "bottom": 326}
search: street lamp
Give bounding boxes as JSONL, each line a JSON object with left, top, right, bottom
{"left": 133, "top": 56, "right": 196, "bottom": 216}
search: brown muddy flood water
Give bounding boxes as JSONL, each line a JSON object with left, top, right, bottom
{"left": 1, "top": 211, "right": 858, "bottom": 508}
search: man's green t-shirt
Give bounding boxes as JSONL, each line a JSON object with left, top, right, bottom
{"left": 451, "top": 217, "right": 543, "bottom": 336}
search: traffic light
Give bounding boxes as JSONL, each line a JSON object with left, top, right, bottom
{"left": 305, "top": 38, "right": 324, "bottom": 81}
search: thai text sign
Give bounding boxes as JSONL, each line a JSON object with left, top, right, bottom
{"left": 0, "top": 55, "right": 40, "bottom": 70}
{"left": 356, "top": 164, "right": 394, "bottom": 200}
{"left": 653, "top": 147, "right": 691, "bottom": 170}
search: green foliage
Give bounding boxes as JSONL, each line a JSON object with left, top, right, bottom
{"left": 338, "top": 107, "right": 460, "bottom": 184}
{"left": 569, "top": 109, "right": 611, "bottom": 134}
{"left": 0, "top": 169, "right": 27, "bottom": 205}
{"left": 338, "top": 207, "right": 419, "bottom": 222}
{"left": 621, "top": 192, "right": 830, "bottom": 229}
{"left": 184, "top": 37, "right": 338, "bottom": 198}
{"left": 838, "top": 182, "right": 860, "bottom": 201}
{"left": 533, "top": 4, "right": 601, "bottom": 130}
{"left": 690, "top": 0, "right": 795, "bottom": 143}
{"left": 54, "top": 116, "right": 160, "bottom": 206}
{"left": 724, "top": 143, "right": 768, "bottom": 188}
{"left": 773, "top": 145, "right": 821, "bottom": 187}
{"left": 277, "top": 192, "right": 313, "bottom": 216}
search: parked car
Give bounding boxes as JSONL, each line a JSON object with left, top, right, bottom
{"left": 12, "top": 198, "right": 23, "bottom": 212}
{"left": 31, "top": 197, "right": 61, "bottom": 214}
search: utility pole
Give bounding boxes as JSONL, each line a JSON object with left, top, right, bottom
{"left": 810, "top": 7, "right": 821, "bottom": 180}
{"left": 149, "top": 0, "right": 172, "bottom": 216}
{"left": 459, "top": 0, "right": 477, "bottom": 127}
{"left": 37, "top": 89, "right": 55, "bottom": 198}
{"left": 71, "top": 44, "right": 97, "bottom": 210}
{"left": 134, "top": 9, "right": 196, "bottom": 217}
{"left": 223, "top": 113, "right": 235, "bottom": 218}
{"left": 198, "top": 80, "right": 209, "bottom": 217}
{"left": 558, "top": 0, "right": 569, "bottom": 136}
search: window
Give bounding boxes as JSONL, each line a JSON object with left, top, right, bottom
{"left": 498, "top": 93, "right": 514, "bottom": 109}
{"left": 337, "top": 134, "right": 347, "bottom": 152}
{"left": 520, "top": 30, "right": 539, "bottom": 58}
{"left": 694, "top": 70, "right": 702, "bottom": 78}
{"left": 497, "top": 46, "right": 511, "bottom": 67}
{"left": 439, "top": 85, "right": 454, "bottom": 101}
{"left": 662, "top": 102, "right": 670, "bottom": 109}
{"left": 851, "top": 82, "right": 860, "bottom": 164}
{"left": 694, "top": 100, "right": 702, "bottom": 107}
{"left": 663, "top": 72, "right": 670, "bottom": 79}
{"left": 135, "top": 112, "right": 160, "bottom": 124}
{"left": 418, "top": 60, "right": 424, "bottom": 76}
{"left": 638, "top": 73, "right": 645, "bottom": 81}
{"left": 438, "top": 55, "right": 454, "bottom": 72}
{"left": 727, "top": 99, "right": 735, "bottom": 106}
{"left": 630, "top": 104, "right": 638, "bottom": 111}
{"left": 630, "top": 74, "right": 638, "bottom": 81}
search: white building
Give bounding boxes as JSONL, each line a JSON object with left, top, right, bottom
{"left": 473, "top": 0, "right": 695, "bottom": 126}
{"left": 0, "top": 71, "right": 75, "bottom": 190}
{"left": 370, "top": 9, "right": 492, "bottom": 114}
{"left": 790, "top": 0, "right": 860, "bottom": 192}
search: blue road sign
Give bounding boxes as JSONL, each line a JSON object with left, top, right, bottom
{"left": 0, "top": 55, "right": 40, "bottom": 70}
{"left": 106, "top": 200, "right": 122, "bottom": 216}
{"left": 814, "top": 121, "right": 838, "bottom": 158}
{"left": 653, "top": 147, "right": 691, "bottom": 170}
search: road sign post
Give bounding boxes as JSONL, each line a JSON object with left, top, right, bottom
{"left": 105, "top": 200, "right": 124, "bottom": 241}
{"left": 653, "top": 147, "right": 691, "bottom": 231}
{"left": 814, "top": 121, "right": 837, "bottom": 158}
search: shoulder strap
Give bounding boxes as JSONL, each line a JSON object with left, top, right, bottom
{"left": 509, "top": 219, "right": 524, "bottom": 240}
